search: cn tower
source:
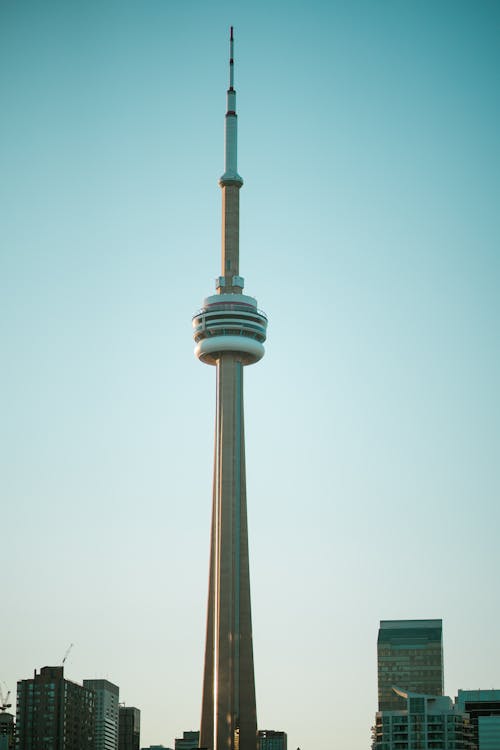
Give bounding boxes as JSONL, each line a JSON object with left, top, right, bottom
{"left": 192, "top": 28, "right": 267, "bottom": 750}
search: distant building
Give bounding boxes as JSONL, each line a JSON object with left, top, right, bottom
{"left": 16, "top": 665, "right": 95, "bottom": 750}
{"left": 258, "top": 730, "right": 287, "bottom": 750}
{"left": 0, "top": 712, "right": 15, "bottom": 750}
{"left": 377, "top": 619, "right": 444, "bottom": 710}
{"left": 174, "top": 731, "right": 199, "bottom": 750}
{"left": 119, "top": 706, "right": 141, "bottom": 750}
{"left": 372, "top": 688, "right": 473, "bottom": 750}
{"left": 84, "top": 679, "right": 120, "bottom": 750}
{"left": 456, "top": 689, "right": 500, "bottom": 749}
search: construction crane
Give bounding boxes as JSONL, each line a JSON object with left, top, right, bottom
{"left": 0, "top": 682, "right": 11, "bottom": 712}
{"left": 61, "top": 642, "right": 74, "bottom": 666}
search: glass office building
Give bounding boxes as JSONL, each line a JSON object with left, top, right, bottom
{"left": 377, "top": 620, "right": 444, "bottom": 711}
{"left": 83, "top": 679, "right": 119, "bottom": 750}
{"left": 258, "top": 730, "right": 287, "bottom": 750}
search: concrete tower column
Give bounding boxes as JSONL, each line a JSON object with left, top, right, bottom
{"left": 193, "top": 28, "right": 267, "bottom": 750}
{"left": 221, "top": 185, "right": 241, "bottom": 285}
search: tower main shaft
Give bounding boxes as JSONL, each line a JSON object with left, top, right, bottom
{"left": 192, "top": 29, "right": 267, "bottom": 750}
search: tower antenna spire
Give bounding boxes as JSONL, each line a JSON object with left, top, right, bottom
{"left": 229, "top": 26, "right": 234, "bottom": 89}
{"left": 217, "top": 26, "right": 243, "bottom": 293}
{"left": 220, "top": 26, "right": 242, "bottom": 193}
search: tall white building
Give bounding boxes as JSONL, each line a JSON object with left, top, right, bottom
{"left": 83, "top": 679, "right": 119, "bottom": 750}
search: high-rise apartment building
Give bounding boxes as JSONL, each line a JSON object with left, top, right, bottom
{"left": 377, "top": 619, "right": 444, "bottom": 710}
{"left": 16, "top": 666, "right": 95, "bottom": 750}
{"left": 84, "top": 679, "right": 119, "bottom": 750}
{"left": 193, "top": 28, "right": 267, "bottom": 750}
{"left": 456, "top": 690, "right": 500, "bottom": 750}
{"left": 372, "top": 689, "right": 472, "bottom": 750}
{"left": 119, "top": 706, "right": 140, "bottom": 750}
{"left": 258, "top": 730, "right": 287, "bottom": 750}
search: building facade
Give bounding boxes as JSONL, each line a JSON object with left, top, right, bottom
{"left": 16, "top": 666, "right": 95, "bottom": 750}
{"left": 378, "top": 619, "right": 444, "bottom": 711}
{"left": 372, "top": 689, "right": 473, "bottom": 750}
{"left": 174, "top": 731, "right": 199, "bottom": 750}
{"left": 0, "top": 713, "right": 14, "bottom": 750}
{"left": 119, "top": 706, "right": 140, "bottom": 750}
{"left": 456, "top": 690, "right": 500, "bottom": 750}
{"left": 193, "top": 28, "right": 267, "bottom": 750}
{"left": 258, "top": 730, "right": 287, "bottom": 750}
{"left": 83, "top": 679, "right": 119, "bottom": 750}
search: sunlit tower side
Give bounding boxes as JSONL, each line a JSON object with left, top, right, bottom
{"left": 192, "top": 28, "right": 267, "bottom": 750}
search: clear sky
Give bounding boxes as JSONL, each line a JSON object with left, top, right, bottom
{"left": 1, "top": 1, "right": 499, "bottom": 748}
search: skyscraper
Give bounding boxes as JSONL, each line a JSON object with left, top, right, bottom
{"left": 16, "top": 666, "right": 95, "bottom": 750}
{"left": 377, "top": 619, "right": 444, "bottom": 711}
{"left": 83, "top": 679, "right": 119, "bottom": 750}
{"left": 192, "top": 28, "right": 267, "bottom": 750}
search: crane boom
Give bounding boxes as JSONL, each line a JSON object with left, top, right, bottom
{"left": 62, "top": 642, "right": 74, "bottom": 665}
{"left": 0, "top": 682, "right": 12, "bottom": 712}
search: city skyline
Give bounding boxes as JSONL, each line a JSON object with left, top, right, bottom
{"left": 1, "top": 2, "right": 499, "bottom": 749}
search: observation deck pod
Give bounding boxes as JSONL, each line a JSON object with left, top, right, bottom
{"left": 193, "top": 293, "right": 267, "bottom": 365}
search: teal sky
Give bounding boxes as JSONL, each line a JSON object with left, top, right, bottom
{"left": 1, "top": 1, "right": 499, "bottom": 748}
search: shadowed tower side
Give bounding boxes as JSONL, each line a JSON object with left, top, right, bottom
{"left": 192, "top": 28, "right": 267, "bottom": 750}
